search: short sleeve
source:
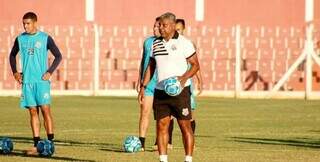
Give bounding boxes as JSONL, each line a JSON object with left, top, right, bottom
{"left": 183, "top": 39, "right": 196, "bottom": 58}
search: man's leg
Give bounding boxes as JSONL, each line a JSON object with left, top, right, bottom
{"left": 157, "top": 116, "right": 171, "bottom": 162}
{"left": 40, "top": 105, "right": 54, "bottom": 141}
{"left": 177, "top": 119, "right": 194, "bottom": 162}
{"left": 36, "top": 81, "right": 53, "bottom": 141}
{"left": 168, "top": 117, "right": 174, "bottom": 147}
{"left": 27, "top": 107, "right": 40, "bottom": 155}
{"left": 190, "top": 111, "right": 196, "bottom": 134}
{"left": 190, "top": 93, "right": 196, "bottom": 134}
{"left": 154, "top": 116, "right": 174, "bottom": 150}
{"left": 139, "top": 95, "right": 153, "bottom": 150}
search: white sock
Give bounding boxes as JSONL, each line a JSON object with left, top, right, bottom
{"left": 159, "top": 154, "right": 168, "bottom": 162}
{"left": 185, "top": 155, "right": 192, "bottom": 162}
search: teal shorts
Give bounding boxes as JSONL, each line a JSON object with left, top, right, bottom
{"left": 190, "top": 82, "right": 196, "bottom": 110}
{"left": 144, "top": 85, "right": 155, "bottom": 96}
{"left": 144, "top": 75, "right": 157, "bottom": 96}
{"left": 20, "top": 82, "right": 51, "bottom": 108}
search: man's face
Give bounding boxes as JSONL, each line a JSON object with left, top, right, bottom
{"left": 159, "top": 18, "right": 176, "bottom": 39}
{"left": 176, "top": 23, "right": 185, "bottom": 35}
{"left": 153, "top": 21, "right": 161, "bottom": 37}
{"left": 23, "top": 18, "right": 37, "bottom": 34}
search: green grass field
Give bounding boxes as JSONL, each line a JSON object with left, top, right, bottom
{"left": 1, "top": 96, "right": 320, "bottom": 162}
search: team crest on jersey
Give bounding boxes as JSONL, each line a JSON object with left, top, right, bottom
{"left": 171, "top": 44, "right": 177, "bottom": 51}
{"left": 182, "top": 108, "right": 189, "bottom": 116}
{"left": 35, "top": 41, "right": 42, "bottom": 49}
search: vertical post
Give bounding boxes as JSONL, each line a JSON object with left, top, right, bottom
{"left": 305, "top": 0, "right": 314, "bottom": 22}
{"left": 195, "top": 0, "right": 204, "bottom": 21}
{"left": 235, "top": 25, "right": 242, "bottom": 98}
{"left": 93, "top": 24, "right": 100, "bottom": 96}
{"left": 85, "top": 0, "right": 95, "bottom": 22}
{"left": 305, "top": 24, "right": 314, "bottom": 99}
{"left": 305, "top": 0, "right": 314, "bottom": 99}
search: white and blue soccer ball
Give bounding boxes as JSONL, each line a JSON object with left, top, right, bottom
{"left": 164, "top": 77, "right": 183, "bottom": 96}
{"left": 123, "top": 136, "right": 142, "bottom": 153}
{"left": 0, "top": 137, "right": 13, "bottom": 154}
{"left": 37, "top": 139, "right": 55, "bottom": 157}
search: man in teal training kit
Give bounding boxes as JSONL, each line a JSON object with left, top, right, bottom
{"left": 137, "top": 16, "right": 161, "bottom": 151}
{"left": 9, "top": 12, "right": 62, "bottom": 155}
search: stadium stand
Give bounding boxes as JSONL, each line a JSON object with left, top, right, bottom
{"left": 0, "top": 0, "right": 319, "bottom": 96}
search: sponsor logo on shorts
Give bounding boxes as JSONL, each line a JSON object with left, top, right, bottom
{"left": 182, "top": 108, "right": 189, "bottom": 116}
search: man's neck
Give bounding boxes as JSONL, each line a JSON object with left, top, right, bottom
{"left": 164, "top": 32, "right": 175, "bottom": 41}
{"left": 28, "top": 29, "right": 38, "bottom": 35}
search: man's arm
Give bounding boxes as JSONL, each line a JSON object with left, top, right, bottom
{"left": 138, "top": 58, "right": 156, "bottom": 104}
{"left": 137, "top": 41, "right": 148, "bottom": 93}
{"left": 179, "top": 53, "right": 200, "bottom": 86}
{"left": 43, "top": 36, "right": 62, "bottom": 80}
{"left": 194, "top": 69, "right": 203, "bottom": 95}
{"left": 9, "top": 38, "right": 22, "bottom": 84}
{"left": 136, "top": 68, "right": 142, "bottom": 93}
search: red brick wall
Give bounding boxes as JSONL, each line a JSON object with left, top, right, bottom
{"left": 0, "top": 0, "right": 85, "bottom": 25}
{"left": 0, "top": 0, "right": 307, "bottom": 26}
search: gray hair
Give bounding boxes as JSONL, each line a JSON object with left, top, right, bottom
{"left": 160, "top": 12, "right": 176, "bottom": 22}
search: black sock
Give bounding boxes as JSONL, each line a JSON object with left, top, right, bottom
{"left": 33, "top": 137, "right": 40, "bottom": 147}
{"left": 168, "top": 119, "right": 174, "bottom": 144}
{"left": 191, "top": 120, "right": 196, "bottom": 134}
{"left": 154, "top": 139, "right": 157, "bottom": 145}
{"left": 139, "top": 137, "right": 145, "bottom": 148}
{"left": 47, "top": 134, "right": 54, "bottom": 141}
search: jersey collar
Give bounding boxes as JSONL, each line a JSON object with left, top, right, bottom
{"left": 158, "top": 31, "right": 179, "bottom": 42}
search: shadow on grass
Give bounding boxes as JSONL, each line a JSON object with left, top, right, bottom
{"left": 195, "top": 135, "right": 216, "bottom": 138}
{"left": 231, "top": 137, "right": 320, "bottom": 149}
{"left": 1, "top": 149, "right": 96, "bottom": 162}
{"left": 99, "top": 146, "right": 156, "bottom": 153}
{"left": 4, "top": 136, "right": 119, "bottom": 148}
{"left": 0, "top": 136, "right": 130, "bottom": 159}
{"left": 99, "top": 148, "right": 124, "bottom": 153}
{"left": 309, "top": 130, "right": 320, "bottom": 133}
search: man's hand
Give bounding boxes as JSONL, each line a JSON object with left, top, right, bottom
{"left": 177, "top": 76, "right": 188, "bottom": 88}
{"left": 13, "top": 72, "right": 22, "bottom": 84}
{"left": 197, "top": 81, "right": 203, "bottom": 96}
{"left": 42, "top": 72, "right": 51, "bottom": 81}
{"left": 138, "top": 87, "right": 145, "bottom": 104}
{"left": 136, "top": 82, "right": 141, "bottom": 93}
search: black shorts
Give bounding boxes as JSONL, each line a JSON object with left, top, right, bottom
{"left": 153, "top": 86, "right": 192, "bottom": 120}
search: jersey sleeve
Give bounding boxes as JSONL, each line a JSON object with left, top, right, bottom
{"left": 47, "top": 36, "right": 62, "bottom": 74}
{"left": 9, "top": 37, "right": 20, "bottom": 74}
{"left": 139, "top": 39, "right": 149, "bottom": 79}
{"left": 183, "top": 39, "right": 196, "bottom": 59}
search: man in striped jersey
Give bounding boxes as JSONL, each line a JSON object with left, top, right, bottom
{"left": 139, "top": 12, "right": 199, "bottom": 162}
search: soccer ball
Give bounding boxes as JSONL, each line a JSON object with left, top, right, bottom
{"left": 37, "top": 139, "right": 55, "bottom": 157}
{"left": 123, "top": 136, "right": 142, "bottom": 153}
{"left": 164, "top": 77, "right": 182, "bottom": 96}
{"left": 0, "top": 137, "right": 13, "bottom": 154}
